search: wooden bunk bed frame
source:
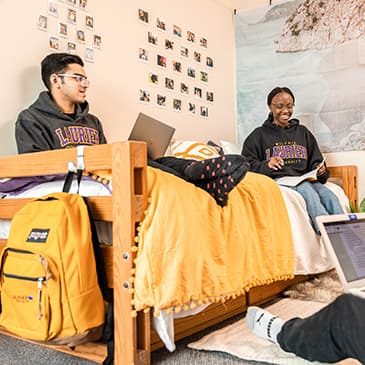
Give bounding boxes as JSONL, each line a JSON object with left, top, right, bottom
{"left": 0, "top": 141, "right": 358, "bottom": 364}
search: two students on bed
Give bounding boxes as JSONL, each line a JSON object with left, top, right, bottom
{"left": 15, "top": 53, "right": 249, "bottom": 207}
{"left": 241, "top": 86, "right": 343, "bottom": 234}
{"left": 15, "top": 52, "right": 107, "bottom": 153}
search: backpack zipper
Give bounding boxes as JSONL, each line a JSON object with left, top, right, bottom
{"left": 3, "top": 251, "right": 51, "bottom": 321}
{"left": 3, "top": 273, "right": 47, "bottom": 320}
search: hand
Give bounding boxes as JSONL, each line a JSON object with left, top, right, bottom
{"left": 317, "top": 161, "right": 326, "bottom": 176}
{"left": 268, "top": 156, "right": 284, "bottom": 170}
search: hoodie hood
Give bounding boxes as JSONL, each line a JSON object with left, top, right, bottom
{"left": 262, "top": 115, "right": 300, "bottom": 130}
{"left": 29, "top": 91, "right": 90, "bottom": 122}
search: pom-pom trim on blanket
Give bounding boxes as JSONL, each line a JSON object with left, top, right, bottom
{"left": 130, "top": 168, "right": 295, "bottom": 317}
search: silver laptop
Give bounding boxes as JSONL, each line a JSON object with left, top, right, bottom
{"left": 317, "top": 213, "right": 365, "bottom": 298}
{"left": 128, "top": 112, "right": 175, "bottom": 159}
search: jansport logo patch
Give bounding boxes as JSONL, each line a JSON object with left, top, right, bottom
{"left": 26, "top": 229, "right": 50, "bottom": 243}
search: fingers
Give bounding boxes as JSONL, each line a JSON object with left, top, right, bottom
{"left": 317, "top": 165, "right": 326, "bottom": 176}
{"left": 269, "top": 157, "right": 284, "bottom": 170}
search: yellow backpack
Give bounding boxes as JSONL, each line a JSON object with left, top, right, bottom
{"left": 0, "top": 192, "right": 105, "bottom": 346}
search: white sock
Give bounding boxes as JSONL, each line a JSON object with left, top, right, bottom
{"left": 246, "top": 306, "right": 284, "bottom": 344}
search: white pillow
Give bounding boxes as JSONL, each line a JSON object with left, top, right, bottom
{"left": 171, "top": 140, "right": 220, "bottom": 160}
{"left": 220, "top": 140, "right": 242, "bottom": 155}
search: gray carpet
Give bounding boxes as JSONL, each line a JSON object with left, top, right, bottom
{"left": 151, "top": 313, "right": 271, "bottom": 365}
{"left": 0, "top": 314, "right": 272, "bottom": 364}
{"left": 0, "top": 333, "right": 96, "bottom": 365}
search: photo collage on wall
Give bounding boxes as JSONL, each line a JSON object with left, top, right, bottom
{"left": 138, "top": 8, "right": 214, "bottom": 119}
{"left": 37, "top": 0, "right": 102, "bottom": 63}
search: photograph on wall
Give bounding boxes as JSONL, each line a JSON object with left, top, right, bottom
{"left": 93, "top": 34, "right": 102, "bottom": 49}
{"left": 79, "top": 0, "right": 87, "bottom": 10}
{"left": 200, "top": 71, "right": 208, "bottom": 83}
{"left": 200, "top": 106, "right": 208, "bottom": 118}
{"left": 58, "top": 22, "right": 68, "bottom": 37}
{"left": 139, "top": 89, "right": 151, "bottom": 103}
{"left": 85, "top": 15, "right": 94, "bottom": 30}
{"left": 49, "top": 35, "right": 59, "bottom": 50}
{"left": 138, "top": 8, "right": 149, "bottom": 24}
{"left": 180, "top": 46, "right": 189, "bottom": 58}
{"left": 188, "top": 102, "right": 196, "bottom": 115}
{"left": 173, "top": 98, "right": 182, "bottom": 111}
{"left": 157, "top": 94, "right": 167, "bottom": 108}
{"left": 194, "top": 51, "right": 201, "bottom": 63}
{"left": 187, "top": 31, "right": 195, "bottom": 43}
{"left": 48, "top": 1, "right": 58, "bottom": 17}
{"left": 156, "top": 17, "right": 166, "bottom": 32}
{"left": 67, "top": 8, "right": 76, "bottom": 24}
{"left": 76, "top": 29, "right": 85, "bottom": 43}
{"left": 165, "top": 39, "right": 174, "bottom": 52}
{"left": 149, "top": 72, "right": 159, "bottom": 86}
{"left": 67, "top": 41, "right": 76, "bottom": 53}
{"left": 206, "top": 91, "right": 214, "bottom": 103}
{"left": 187, "top": 67, "right": 195, "bottom": 79}
{"left": 157, "top": 54, "right": 167, "bottom": 68}
{"left": 235, "top": 0, "right": 365, "bottom": 152}
{"left": 172, "top": 60, "right": 182, "bottom": 73}
{"left": 138, "top": 48, "right": 149, "bottom": 62}
{"left": 165, "top": 77, "right": 174, "bottom": 91}
{"left": 85, "top": 47, "right": 94, "bottom": 62}
{"left": 200, "top": 37, "right": 208, "bottom": 48}
{"left": 194, "top": 87, "right": 202, "bottom": 99}
{"left": 180, "top": 82, "right": 189, "bottom": 95}
{"left": 206, "top": 56, "right": 214, "bottom": 68}
{"left": 148, "top": 31, "right": 158, "bottom": 47}
{"left": 38, "top": 15, "right": 48, "bottom": 31}
{"left": 173, "top": 24, "right": 182, "bottom": 38}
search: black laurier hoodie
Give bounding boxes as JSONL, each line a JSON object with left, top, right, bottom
{"left": 15, "top": 91, "right": 107, "bottom": 154}
{"left": 241, "top": 116, "right": 328, "bottom": 183}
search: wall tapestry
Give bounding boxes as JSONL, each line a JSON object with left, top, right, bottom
{"left": 235, "top": 0, "right": 365, "bottom": 152}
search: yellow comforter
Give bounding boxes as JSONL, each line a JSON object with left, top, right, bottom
{"left": 133, "top": 167, "right": 294, "bottom": 312}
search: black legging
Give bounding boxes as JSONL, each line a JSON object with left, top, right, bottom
{"left": 278, "top": 293, "right": 365, "bottom": 363}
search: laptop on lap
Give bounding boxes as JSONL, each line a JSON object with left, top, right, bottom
{"left": 128, "top": 112, "right": 175, "bottom": 159}
{"left": 317, "top": 213, "right": 365, "bottom": 298}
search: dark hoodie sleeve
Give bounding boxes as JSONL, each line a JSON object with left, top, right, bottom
{"left": 305, "top": 127, "right": 329, "bottom": 183}
{"left": 241, "top": 129, "right": 276, "bottom": 178}
{"left": 96, "top": 118, "right": 107, "bottom": 144}
{"left": 15, "top": 113, "right": 53, "bottom": 154}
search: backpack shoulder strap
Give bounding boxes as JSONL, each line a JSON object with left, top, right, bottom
{"left": 82, "top": 197, "right": 110, "bottom": 302}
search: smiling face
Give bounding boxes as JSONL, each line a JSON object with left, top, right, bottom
{"left": 58, "top": 63, "right": 88, "bottom": 104}
{"left": 269, "top": 92, "right": 294, "bottom": 128}
{"left": 50, "top": 63, "right": 89, "bottom": 113}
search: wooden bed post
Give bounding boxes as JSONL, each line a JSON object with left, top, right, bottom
{"left": 111, "top": 141, "right": 148, "bottom": 365}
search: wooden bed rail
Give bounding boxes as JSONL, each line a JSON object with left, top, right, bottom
{"left": 0, "top": 141, "right": 149, "bottom": 365}
{"left": 0, "top": 148, "right": 359, "bottom": 365}
{"left": 327, "top": 165, "right": 358, "bottom": 210}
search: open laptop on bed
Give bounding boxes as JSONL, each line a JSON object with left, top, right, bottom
{"left": 128, "top": 112, "right": 175, "bottom": 159}
{"left": 317, "top": 213, "right": 365, "bottom": 298}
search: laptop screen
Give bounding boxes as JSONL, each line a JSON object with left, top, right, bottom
{"left": 323, "top": 218, "right": 365, "bottom": 282}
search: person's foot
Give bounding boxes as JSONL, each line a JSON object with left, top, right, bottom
{"left": 246, "top": 306, "right": 284, "bottom": 344}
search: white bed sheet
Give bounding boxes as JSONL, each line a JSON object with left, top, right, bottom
{"left": 0, "top": 179, "right": 350, "bottom": 351}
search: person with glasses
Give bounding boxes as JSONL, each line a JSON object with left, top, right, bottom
{"left": 241, "top": 86, "right": 343, "bottom": 234}
{"left": 15, "top": 52, "right": 107, "bottom": 153}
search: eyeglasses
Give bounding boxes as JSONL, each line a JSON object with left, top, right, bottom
{"left": 56, "top": 73, "right": 90, "bottom": 86}
{"left": 271, "top": 103, "right": 294, "bottom": 110}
